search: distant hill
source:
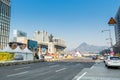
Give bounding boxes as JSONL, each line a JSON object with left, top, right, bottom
{"left": 75, "top": 42, "right": 108, "bottom": 53}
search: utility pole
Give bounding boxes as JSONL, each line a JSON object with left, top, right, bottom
{"left": 102, "top": 29, "right": 113, "bottom": 47}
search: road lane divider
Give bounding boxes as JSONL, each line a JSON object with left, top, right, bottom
{"left": 7, "top": 71, "right": 28, "bottom": 77}
{"left": 90, "top": 65, "right": 94, "bottom": 69}
{"left": 49, "top": 65, "right": 59, "bottom": 68}
{"left": 14, "top": 66, "right": 30, "bottom": 70}
{"left": 55, "top": 68, "right": 67, "bottom": 72}
{"left": 76, "top": 63, "right": 81, "bottom": 66}
{"left": 76, "top": 72, "right": 87, "bottom": 80}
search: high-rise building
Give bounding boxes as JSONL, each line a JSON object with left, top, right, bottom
{"left": 0, "top": 0, "right": 10, "bottom": 49}
{"left": 115, "top": 7, "right": 120, "bottom": 46}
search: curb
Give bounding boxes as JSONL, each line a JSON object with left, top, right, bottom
{"left": 0, "top": 59, "right": 44, "bottom": 67}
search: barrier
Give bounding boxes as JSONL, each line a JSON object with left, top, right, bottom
{"left": 0, "top": 52, "right": 15, "bottom": 61}
{"left": 0, "top": 59, "right": 44, "bottom": 67}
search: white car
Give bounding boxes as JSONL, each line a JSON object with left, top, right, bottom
{"left": 104, "top": 56, "right": 120, "bottom": 68}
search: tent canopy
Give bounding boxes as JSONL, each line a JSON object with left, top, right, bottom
{"left": 23, "top": 47, "right": 33, "bottom": 53}
{"left": 2, "top": 45, "right": 14, "bottom": 52}
{"left": 2, "top": 45, "right": 33, "bottom": 54}
{"left": 12, "top": 46, "right": 24, "bottom": 53}
{"left": 0, "top": 49, "right": 3, "bottom": 52}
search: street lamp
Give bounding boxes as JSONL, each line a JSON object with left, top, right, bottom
{"left": 101, "top": 17, "right": 116, "bottom": 54}
{"left": 101, "top": 29, "right": 113, "bottom": 47}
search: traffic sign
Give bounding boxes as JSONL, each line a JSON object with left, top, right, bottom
{"left": 108, "top": 17, "right": 116, "bottom": 24}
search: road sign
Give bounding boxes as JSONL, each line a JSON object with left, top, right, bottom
{"left": 108, "top": 17, "right": 116, "bottom": 24}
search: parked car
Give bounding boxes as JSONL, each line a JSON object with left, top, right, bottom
{"left": 104, "top": 56, "right": 120, "bottom": 68}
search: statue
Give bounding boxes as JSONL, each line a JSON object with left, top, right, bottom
{"left": 49, "top": 34, "right": 53, "bottom": 42}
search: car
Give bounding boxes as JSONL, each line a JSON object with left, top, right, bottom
{"left": 99, "top": 56, "right": 104, "bottom": 60}
{"left": 104, "top": 56, "right": 120, "bottom": 68}
{"left": 92, "top": 55, "right": 98, "bottom": 60}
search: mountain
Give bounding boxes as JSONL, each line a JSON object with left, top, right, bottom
{"left": 75, "top": 42, "right": 108, "bottom": 53}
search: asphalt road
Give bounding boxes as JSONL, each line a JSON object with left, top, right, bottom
{"left": 73, "top": 61, "right": 120, "bottom": 80}
{"left": 0, "top": 62, "right": 94, "bottom": 80}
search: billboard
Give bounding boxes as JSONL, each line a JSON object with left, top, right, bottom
{"left": 27, "top": 40, "right": 38, "bottom": 50}
{"left": 0, "top": 52, "right": 15, "bottom": 61}
{"left": 13, "top": 30, "right": 27, "bottom": 37}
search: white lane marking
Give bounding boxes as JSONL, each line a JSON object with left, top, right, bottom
{"left": 55, "top": 68, "right": 67, "bottom": 72}
{"left": 76, "top": 72, "right": 87, "bottom": 80}
{"left": 14, "top": 66, "right": 30, "bottom": 70}
{"left": 76, "top": 63, "right": 81, "bottom": 66}
{"left": 90, "top": 66, "right": 94, "bottom": 69}
{"left": 7, "top": 71, "right": 28, "bottom": 77}
{"left": 49, "top": 65, "right": 59, "bottom": 68}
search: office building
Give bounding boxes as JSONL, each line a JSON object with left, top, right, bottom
{"left": 115, "top": 7, "right": 120, "bottom": 46}
{"left": 0, "top": 0, "right": 10, "bottom": 49}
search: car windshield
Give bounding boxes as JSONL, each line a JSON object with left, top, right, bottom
{"left": 110, "top": 57, "right": 120, "bottom": 60}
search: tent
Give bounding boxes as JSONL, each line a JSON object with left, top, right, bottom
{"left": 2, "top": 45, "right": 14, "bottom": 52}
{"left": 22, "top": 47, "right": 33, "bottom": 60}
{"left": 75, "top": 51, "right": 82, "bottom": 57}
{"left": 23, "top": 47, "right": 33, "bottom": 54}
{"left": 0, "top": 49, "right": 3, "bottom": 52}
{"left": 12, "top": 46, "right": 23, "bottom": 53}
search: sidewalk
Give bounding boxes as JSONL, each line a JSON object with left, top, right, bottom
{"left": 72, "top": 60, "right": 120, "bottom": 80}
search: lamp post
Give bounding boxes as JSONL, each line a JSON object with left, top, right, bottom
{"left": 102, "top": 29, "right": 113, "bottom": 47}
{"left": 101, "top": 17, "right": 116, "bottom": 55}
{"left": 107, "top": 17, "right": 116, "bottom": 52}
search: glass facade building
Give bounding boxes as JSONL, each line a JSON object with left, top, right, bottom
{"left": 115, "top": 7, "right": 120, "bottom": 45}
{"left": 0, "top": 0, "right": 10, "bottom": 49}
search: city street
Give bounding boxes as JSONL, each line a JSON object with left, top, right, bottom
{"left": 1, "top": 0, "right": 120, "bottom": 80}
{"left": 0, "top": 61, "right": 94, "bottom": 80}
{"left": 73, "top": 61, "right": 120, "bottom": 80}
{"left": 0, "top": 60, "right": 120, "bottom": 80}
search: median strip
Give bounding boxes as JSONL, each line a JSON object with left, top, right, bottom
{"left": 0, "top": 60, "right": 44, "bottom": 67}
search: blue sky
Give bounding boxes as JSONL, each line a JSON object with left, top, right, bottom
{"left": 10, "top": 0, "right": 120, "bottom": 49}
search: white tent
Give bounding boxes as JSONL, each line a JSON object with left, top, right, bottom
{"left": 2, "top": 45, "right": 14, "bottom": 52}
{"left": 0, "top": 49, "right": 3, "bottom": 52}
{"left": 75, "top": 51, "right": 82, "bottom": 57}
{"left": 22, "top": 47, "right": 33, "bottom": 60}
{"left": 13, "top": 46, "right": 23, "bottom": 53}
{"left": 23, "top": 47, "right": 33, "bottom": 54}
